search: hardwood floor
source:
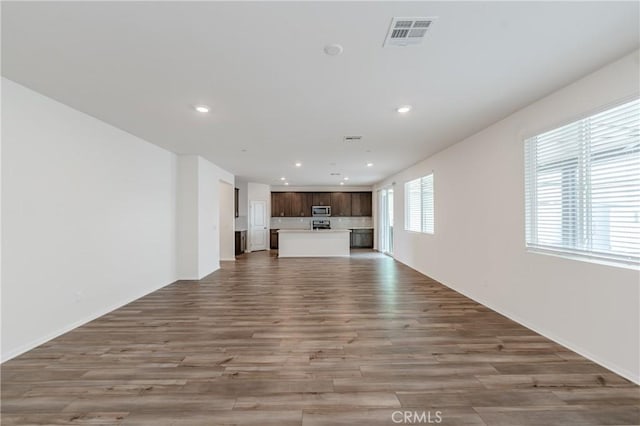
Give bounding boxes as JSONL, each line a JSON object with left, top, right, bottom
{"left": 2, "top": 250, "right": 638, "bottom": 425}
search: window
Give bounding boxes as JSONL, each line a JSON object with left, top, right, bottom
{"left": 405, "top": 174, "right": 434, "bottom": 234}
{"left": 525, "top": 98, "right": 640, "bottom": 266}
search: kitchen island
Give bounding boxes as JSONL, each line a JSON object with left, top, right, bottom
{"left": 277, "top": 229, "right": 351, "bottom": 257}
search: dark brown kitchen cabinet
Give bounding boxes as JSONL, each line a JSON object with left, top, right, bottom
{"left": 351, "top": 192, "right": 372, "bottom": 216}
{"left": 290, "top": 192, "right": 313, "bottom": 217}
{"left": 312, "top": 192, "right": 331, "bottom": 206}
{"left": 351, "top": 228, "right": 374, "bottom": 248}
{"left": 271, "top": 192, "right": 292, "bottom": 217}
{"left": 331, "top": 192, "right": 352, "bottom": 216}
{"left": 270, "top": 191, "right": 372, "bottom": 217}
{"left": 235, "top": 230, "right": 246, "bottom": 256}
{"left": 270, "top": 229, "right": 279, "bottom": 249}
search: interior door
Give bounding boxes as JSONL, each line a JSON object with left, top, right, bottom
{"left": 250, "top": 200, "right": 268, "bottom": 251}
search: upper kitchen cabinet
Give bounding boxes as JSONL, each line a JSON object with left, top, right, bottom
{"left": 291, "top": 192, "right": 313, "bottom": 217}
{"left": 351, "top": 192, "right": 372, "bottom": 216}
{"left": 271, "top": 192, "right": 292, "bottom": 217}
{"left": 312, "top": 192, "right": 331, "bottom": 206}
{"left": 270, "top": 191, "right": 372, "bottom": 217}
{"left": 331, "top": 192, "right": 352, "bottom": 216}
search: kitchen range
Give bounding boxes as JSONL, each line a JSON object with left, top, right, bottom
{"left": 312, "top": 219, "right": 331, "bottom": 230}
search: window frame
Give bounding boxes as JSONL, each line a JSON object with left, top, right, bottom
{"left": 523, "top": 97, "right": 640, "bottom": 268}
{"left": 404, "top": 173, "right": 435, "bottom": 235}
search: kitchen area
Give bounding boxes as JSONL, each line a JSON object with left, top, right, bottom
{"left": 270, "top": 191, "right": 373, "bottom": 257}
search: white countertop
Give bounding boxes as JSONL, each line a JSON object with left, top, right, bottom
{"left": 277, "top": 229, "right": 351, "bottom": 233}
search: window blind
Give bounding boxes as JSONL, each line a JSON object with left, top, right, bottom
{"left": 421, "top": 174, "right": 434, "bottom": 233}
{"left": 525, "top": 98, "right": 640, "bottom": 266}
{"left": 405, "top": 174, "right": 434, "bottom": 234}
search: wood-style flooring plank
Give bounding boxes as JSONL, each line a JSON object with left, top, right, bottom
{"left": 2, "top": 250, "right": 637, "bottom": 425}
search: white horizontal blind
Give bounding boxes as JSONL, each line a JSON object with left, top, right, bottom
{"left": 525, "top": 98, "right": 640, "bottom": 266}
{"left": 422, "top": 174, "right": 434, "bottom": 233}
{"left": 405, "top": 178, "right": 422, "bottom": 232}
{"left": 405, "top": 174, "right": 434, "bottom": 234}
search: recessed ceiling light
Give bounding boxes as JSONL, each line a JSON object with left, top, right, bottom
{"left": 367, "top": 163, "right": 374, "bottom": 167}
{"left": 344, "top": 177, "right": 349, "bottom": 181}
{"left": 397, "top": 105, "right": 412, "bottom": 113}
{"left": 324, "top": 44, "right": 343, "bottom": 56}
{"left": 194, "top": 105, "right": 210, "bottom": 113}
{"left": 280, "top": 177, "right": 286, "bottom": 181}
{"left": 340, "top": 182, "right": 345, "bottom": 185}
{"left": 295, "top": 162, "right": 302, "bottom": 167}
{"left": 284, "top": 182, "right": 289, "bottom": 186}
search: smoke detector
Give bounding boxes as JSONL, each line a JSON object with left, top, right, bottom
{"left": 383, "top": 17, "right": 436, "bottom": 47}
{"left": 324, "top": 44, "right": 344, "bottom": 56}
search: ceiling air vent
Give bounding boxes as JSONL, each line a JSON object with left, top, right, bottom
{"left": 383, "top": 17, "right": 436, "bottom": 47}
{"left": 343, "top": 135, "right": 363, "bottom": 143}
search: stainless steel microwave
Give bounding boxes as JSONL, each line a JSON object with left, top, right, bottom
{"left": 312, "top": 206, "right": 331, "bottom": 217}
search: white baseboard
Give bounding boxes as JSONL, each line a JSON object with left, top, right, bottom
{"left": 1, "top": 279, "right": 176, "bottom": 363}
{"left": 392, "top": 258, "right": 640, "bottom": 385}
{"left": 454, "top": 285, "right": 639, "bottom": 384}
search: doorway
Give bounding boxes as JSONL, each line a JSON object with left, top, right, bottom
{"left": 378, "top": 188, "right": 393, "bottom": 255}
{"left": 219, "top": 181, "right": 235, "bottom": 261}
{"left": 250, "top": 200, "right": 268, "bottom": 251}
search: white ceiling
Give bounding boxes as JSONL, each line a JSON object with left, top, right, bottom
{"left": 2, "top": 1, "right": 639, "bottom": 186}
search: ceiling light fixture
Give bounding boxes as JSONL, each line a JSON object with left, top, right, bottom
{"left": 295, "top": 162, "right": 302, "bottom": 167}
{"left": 344, "top": 177, "right": 349, "bottom": 181}
{"left": 280, "top": 177, "right": 286, "bottom": 181}
{"left": 194, "top": 105, "right": 210, "bottom": 113}
{"left": 397, "top": 105, "right": 412, "bottom": 113}
{"left": 367, "top": 163, "right": 374, "bottom": 167}
{"left": 284, "top": 182, "right": 289, "bottom": 186}
{"left": 340, "top": 182, "right": 345, "bottom": 186}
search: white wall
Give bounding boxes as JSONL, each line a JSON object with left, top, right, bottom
{"left": 2, "top": 79, "right": 234, "bottom": 360}
{"left": 375, "top": 51, "right": 640, "bottom": 383}
{"left": 197, "top": 157, "right": 221, "bottom": 276}
{"left": 2, "top": 78, "right": 178, "bottom": 360}
{"left": 177, "top": 156, "right": 199, "bottom": 278}
{"left": 218, "top": 180, "right": 235, "bottom": 261}
{"left": 176, "top": 155, "right": 233, "bottom": 279}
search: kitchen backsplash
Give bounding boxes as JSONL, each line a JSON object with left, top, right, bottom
{"left": 270, "top": 216, "right": 373, "bottom": 229}
{"left": 235, "top": 215, "right": 248, "bottom": 231}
